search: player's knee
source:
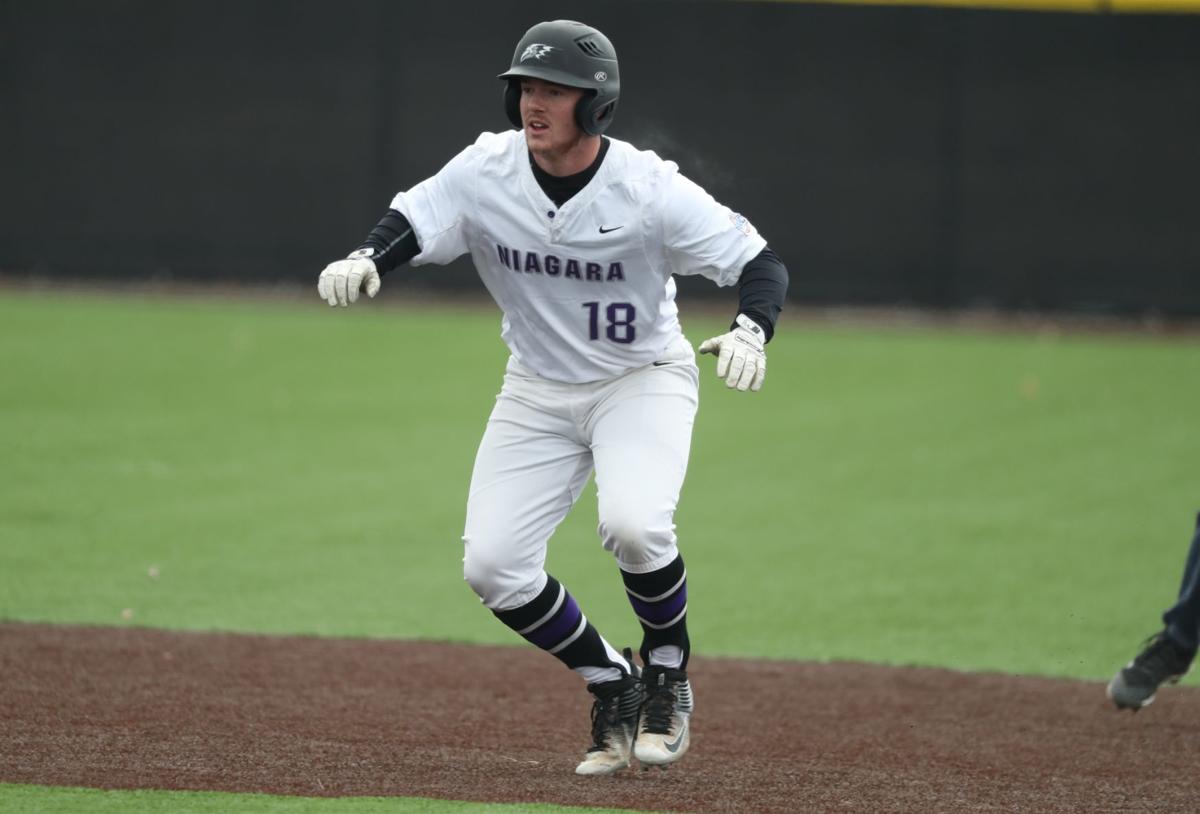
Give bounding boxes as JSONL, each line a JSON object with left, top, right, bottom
{"left": 462, "top": 535, "right": 524, "bottom": 608}
{"left": 597, "top": 507, "right": 674, "bottom": 565}
{"left": 462, "top": 537, "right": 503, "bottom": 601}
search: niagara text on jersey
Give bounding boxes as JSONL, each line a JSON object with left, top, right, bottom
{"left": 391, "top": 130, "right": 767, "bottom": 383}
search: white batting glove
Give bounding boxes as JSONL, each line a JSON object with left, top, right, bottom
{"left": 698, "top": 314, "right": 767, "bottom": 392}
{"left": 317, "top": 250, "right": 381, "bottom": 307}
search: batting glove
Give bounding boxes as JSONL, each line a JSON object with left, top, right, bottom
{"left": 698, "top": 314, "right": 767, "bottom": 392}
{"left": 317, "top": 250, "right": 381, "bottom": 307}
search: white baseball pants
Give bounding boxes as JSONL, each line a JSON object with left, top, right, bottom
{"left": 462, "top": 343, "right": 699, "bottom": 611}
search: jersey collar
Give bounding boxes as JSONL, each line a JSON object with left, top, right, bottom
{"left": 518, "top": 133, "right": 614, "bottom": 238}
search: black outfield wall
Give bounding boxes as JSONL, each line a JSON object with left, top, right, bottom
{"left": 2, "top": 0, "right": 1198, "bottom": 314}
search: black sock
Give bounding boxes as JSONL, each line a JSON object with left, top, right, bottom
{"left": 621, "top": 555, "right": 690, "bottom": 669}
{"left": 493, "top": 574, "right": 628, "bottom": 673}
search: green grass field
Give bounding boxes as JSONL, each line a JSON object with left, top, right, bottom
{"left": 0, "top": 785, "right": 664, "bottom": 814}
{"left": 2, "top": 288, "right": 1198, "bottom": 812}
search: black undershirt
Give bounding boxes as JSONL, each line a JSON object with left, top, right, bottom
{"left": 529, "top": 137, "right": 611, "bottom": 208}
{"left": 734, "top": 247, "right": 788, "bottom": 343}
{"left": 355, "top": 210, "right": 420, "bottom": 275}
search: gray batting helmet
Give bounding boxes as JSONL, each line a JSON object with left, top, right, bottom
{"left": 497, "top": 20, "right": 620, "bottom": 136}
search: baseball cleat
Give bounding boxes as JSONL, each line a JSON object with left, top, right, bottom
{"left": 1107, "top": 631, "right": 1195, "bottom": 711}
{"left": 575, "top": 672, "right": 643, "bottom": 776}
{"left": 634, "top": 666, "right": 693, "bottom": 767}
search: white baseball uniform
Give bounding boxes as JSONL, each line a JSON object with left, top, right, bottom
{"left": 390, "top": 130, "right": 766, "bottom": 609}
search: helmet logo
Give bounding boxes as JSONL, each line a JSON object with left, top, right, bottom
{"left": 594, "top": 71, "right": 607, "bottom": 81}
{"left": 520, "top": 44, "right": 556, "bottom": 62}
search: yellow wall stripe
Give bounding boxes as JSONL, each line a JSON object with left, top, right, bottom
{"left": 751, "top": 0, "right": 1200, "bottom": 13}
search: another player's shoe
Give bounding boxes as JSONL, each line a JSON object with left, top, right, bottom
{"left": 575, "top": 672, "right": 643, "bottom": 776}
{"left": 1107, "top": 631, "right": 1195, "bottom": 711}
{"left": 634, "top": 666, "right": 694, "bottom": 767}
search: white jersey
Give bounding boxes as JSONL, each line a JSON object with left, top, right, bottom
{"left": 390, "top": 130, "right": 767, "bottom": 384}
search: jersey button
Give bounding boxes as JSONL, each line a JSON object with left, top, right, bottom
{"left": 547, "top": 210, "right": 555, "bottom": 219}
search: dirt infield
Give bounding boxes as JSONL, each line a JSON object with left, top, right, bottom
{"left": 1, "top": 623, "right": 1196, "bottom": 812}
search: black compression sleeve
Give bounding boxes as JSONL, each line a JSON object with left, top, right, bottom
{"left": 354, "top": 209, "right": 421, "bottom": 276}
{"left": 734, "top": 245, "right": 789, "bottom": 343}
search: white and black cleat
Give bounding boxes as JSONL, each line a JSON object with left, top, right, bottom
{"left": 634, "top": 666, "right": 693, "bottom": 768}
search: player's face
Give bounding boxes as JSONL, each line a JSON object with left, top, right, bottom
{"left": 519, "top": 78, "right": 586, "bottom": 159}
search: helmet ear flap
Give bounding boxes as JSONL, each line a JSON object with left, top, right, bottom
{"left": 592, "top": 99, "right": 618, "bottom": 135}
{"left": 578, "top": 95, "right": 619, "bottom": 136}
{"left": 503, "top": 80, "right": 522, "bottom": 129}
{"left": 574, "top": 93, "right": 595, "bottom": 136}
{"left": 574, "top": 93, "right": 617, "bottom": 137}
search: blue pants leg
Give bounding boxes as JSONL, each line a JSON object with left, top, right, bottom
{"left": 1162, "top": 512, "right": 1200, "bottom": 651}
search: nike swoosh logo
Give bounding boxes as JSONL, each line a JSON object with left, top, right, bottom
{"left": 663, "top": 720, "right": 688, "bottom": 753}
{"left": 599, "top": 225, "right": 624, "bottom": 234}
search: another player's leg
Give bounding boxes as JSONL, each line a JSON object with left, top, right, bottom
{"left": 590, "top": 351, "right": 699, "bottom": 768}
{"left": 1108, "top": 512, "right": 1200, "bottom": 710}
{"left": 462, "top": 363, "right": 640, "bottom": 774}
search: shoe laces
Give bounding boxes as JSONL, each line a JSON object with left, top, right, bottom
{"left": 641, "top": 667, "right": 683, "bottom": 736}
{"left": 586, "top": 678, "right": 638, "bottom": 752}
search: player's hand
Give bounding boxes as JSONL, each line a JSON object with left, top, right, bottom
{"left": 317, "top": 253, "right": 381, "bottom": 307}
{"left": 698, "top": 314, "right": 767, "bottom": 392}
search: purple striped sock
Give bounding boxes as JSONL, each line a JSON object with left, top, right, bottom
{"left": 493, "top": 574, "right": 626, "bottom": 672}
{"left": 621, "top": 555, "right": 690, "bottom": 668}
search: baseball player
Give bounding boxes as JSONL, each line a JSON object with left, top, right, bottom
{"left": 317, "top": 20, "right": 788, "bottom": 775}
{"left": 1108, "top": 512, "right": 1200, "bottom": 710}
